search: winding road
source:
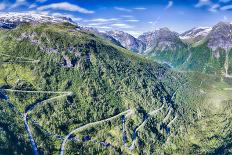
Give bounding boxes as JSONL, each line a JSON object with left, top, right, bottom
{"left": 128, "top": 104, "right": 165, "bottom": 150}
{"left": 0, "top": 89, "right": 72, "bottom": 155}
{"left": 167, "top": 114, "right": 178, "bottom": 127}
{"left": 60, "top": 109, "right": 132, "bottom": 155}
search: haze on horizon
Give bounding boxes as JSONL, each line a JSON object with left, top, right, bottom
{"left": 0, "top": 0, "right": 232, "bottom": 37}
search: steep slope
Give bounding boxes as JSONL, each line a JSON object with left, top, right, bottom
{"left": 180, "top": 27, "right": 212, "bottom": 44}
{"left": 0, "top": 22, "right": 231, "bottom": 155}
{"left": 83, "top": 27, "right": 123, "bottom": 47}
{"left": 138, "top": 28, "right": 182, "bottom": 51}
{"left": 178, "top": 22, "right": 232, "bottom": 76}
{"left": 207, "top": 22, "right": 232, "bottom": 51}
{"left": 139, "top": 22, "right": 232, "bottom": 77}
{"left": 138, "top": 28, "right": 188, "bottom": 67}
{"left": 106, "top": 30, "right": 146, "bottom": 53}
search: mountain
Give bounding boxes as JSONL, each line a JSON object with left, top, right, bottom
{"left": 207, "top": 22, "right": 232, "bottom": 51}
{"left": 138, "top": 28, "right": 182, "bottom": 51}
{"left": 207, "top": 22, "right": 232, "bottom": 77}
{"left": 0, "top": 22, "right": 181, "bottom": 155}
{"left": 1, "top": 22, "right": 232, "bottom": 155}
{"left": 137, "top": 28, "right": 188, "bottom": 67}
{"left": 175, "top": 22, "right": 232, "bottom": 76}
{"left": 106, "top": 30, "right": 146, "bottom": 53}
{"left": 0, "top": 12, "right": 77, "bottom": 29}
{"left": 0, "top": 12, "right": 124, "bottom": 48}
{"left": 131, "top": 22, "right": 232, "bottom": 76}
{"left": 82, "top": 28, "right": 123, "bottom": 47}
{"left": 180, "top": 27, "right": 212, "bottom": 44}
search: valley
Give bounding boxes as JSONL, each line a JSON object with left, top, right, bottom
{"left": 0, "top": 20, "right": 232, "bottom": 155}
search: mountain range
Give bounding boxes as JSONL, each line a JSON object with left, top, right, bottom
{"left": 1, "top": 13, "right": 232, "bottom": 76}
{"left": 105, "top": 22, "right": 232, "bottom": 77}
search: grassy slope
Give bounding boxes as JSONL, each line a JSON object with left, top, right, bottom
{"left": 0, "top": 23, "right": 231, "bottom": 155}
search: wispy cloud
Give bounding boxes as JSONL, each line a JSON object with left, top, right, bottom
{"left": 134, "top": 7, "right": 147, "bottom": 10}
{"left": 86, "top": 18, "right": 118, "bottom": 23}
{"left": 37, "top": 2, "right": 94, "bottom": 14}
{"left": 10, "top": 0, "right": 28, "bottom": 9}
{"left": 209, "top": 4, "right": 220, "bottom": 12}
{"left": 195, "top": 0, "right": 212, "bottom": 8}
{"left": 0, "top": 2, "right": 6, "bottom": 10}
{"left": 126, "top": 19, "right": 140, "bottom": 22}
{"left": 195, "top": 0, "right": 222, "bottom": 12}
{"left": 94, "top": 26, "right": 111, "bottom": 29}
{"left": 29, "top": 3, "right": 37, "bottom": 9}
{"left": 221, "top": 4, "right": 232, "bottom": 10}
{"left": 111, "top": 23, "right": 133, "bottom": 29}
{"left": 165, "top": 1, "right": 173, "bottom": 10}
{"left": 87, "top": 23, "right": 105, "bottom": 26}
{"left": 114, "top": 7, "right": 132, "bottom": 12}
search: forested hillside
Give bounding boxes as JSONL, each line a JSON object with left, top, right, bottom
{"left": 0, "top": 23, "right": 232, "bottom": 155}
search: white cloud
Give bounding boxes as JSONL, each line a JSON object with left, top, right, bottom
{"left": 195, "top": 0, "right": 223, "bottom": 12}
{"left": 126, "top": 19, "right": 140, "bottom": 22}
{"left": 85, "top": 18, "right": 118, "bottom": 23}
{"left": 95, "top": 26, "right": 111, "bottom": 29}
{"left": 209, "top": 4, "right": 220, "bottom": 12}
{"left": 111, "top": 23, "right": 133, "bottom": 29}
{"left": 195, "top": 0, "right": 212, "bottom": 8}
{"left": 221, "top": 4, "right": 232, "bottom": 10}
{"left": 37, "top": 2, "right": 94, "bottom": 14}
{"left": 10, "top": 0, "right": 28, "bottom": 9}
{"left": 114, "top": 7, "right": 132, "bottom": 12}
{"left": 0, "top": 3, "right": 6, "bottom": 10}
{"left": 29, "top": 3, "right": 37, "bottom": 9}
{"left": 134, "top": 7, "right": 147, "bottom": 10}
{"left": 165, "top": 1, "right": 173, "bottom": 10}
{"left": 88, "top": 23, "right": 105, "bottom": 26}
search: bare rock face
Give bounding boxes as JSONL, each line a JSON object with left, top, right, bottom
{"left": 138, "top": 28, "right": 182, "bottom": 52}
{"left": 106, "top": 30, "right": 146, "bottom": 53}
{"left": 180, "top": 27, "right": 212, "bottom": 44}
{"left": 207, "top": 22, "right": 232, "bottom": 51}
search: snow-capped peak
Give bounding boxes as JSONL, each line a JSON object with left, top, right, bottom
{"left": 180, "top": 27, "right": 212, "bottom": 40}
{"left": 0, "top": 12, "right": 76, "bottom": 29}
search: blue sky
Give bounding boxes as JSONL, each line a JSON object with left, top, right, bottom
{"left": 0, "top": 0, "right": 232, "bottom": 36}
